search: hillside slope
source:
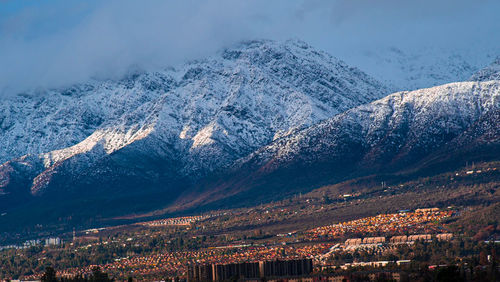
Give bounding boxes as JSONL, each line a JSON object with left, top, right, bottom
{"left": 0, "top": 39, "right": 389, "bottom": 218}
{"left": 177, "top": 80, "right": 499, "bottom": 209}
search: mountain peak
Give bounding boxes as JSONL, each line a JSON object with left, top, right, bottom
{"left": 218, "top": 39, "right": 343, "bottom": 68}
{"left": 0, "top": 39, "right": 389, "bottom": 206}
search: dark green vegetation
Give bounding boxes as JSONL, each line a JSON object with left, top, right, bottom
{"left": 41, "top": 266, "right": 113, "bottom": 282}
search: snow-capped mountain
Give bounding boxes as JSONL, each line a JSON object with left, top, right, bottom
{"left": 341, "top": 46, "right": 500, "bottom": 91}
{"left": 249, "top": 80, "right": 499, "bottom": 168}
{"left": 0, "top": 40, "right": 498, "bottom": 226}
{"left": 182, "top": 80, "right": 499, "bottom": 208}
{"left": 0, "top": 39, "right": 389, "bottom": 204}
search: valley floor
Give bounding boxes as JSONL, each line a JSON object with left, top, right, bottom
{"left": 1, "top": 162, "right": 499, "bottom": 281}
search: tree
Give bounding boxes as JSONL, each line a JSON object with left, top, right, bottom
{"left": 41, "top": 267, "right": 58, "bottom": 282}
{"left": 88, "top": 267, "right": 113, "bottom": 282}
{"left": 436, "top": 265, "right": 464, "bottom": 282}
{"left": 479, "top": 250, "right": 488, "bottom": 265}
{"left": 322, "top": 194, "right": 332, "bottom": 204}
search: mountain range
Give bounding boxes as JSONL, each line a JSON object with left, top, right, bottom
{"left": 0, "top": 39, "right": 498, "bottom": 228}
{"left": 341, "top": 46, "right": 500, "bottom": 91}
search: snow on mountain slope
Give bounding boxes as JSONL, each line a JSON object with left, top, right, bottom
{"left": 340, "top": 46, "right": 500, "bottom": 91}
{"left": 0, "top": 39, "right": 389, "bottom": 198}
{"left": 183, "top": 80, "right": 500, "bottom": 207}
{"left": 470, "top": 57, "right": 500, "bottom": 81}
{"left": 246, "top": 81, "right": 499, "bottom": 168}
{"left": 0, "top": 76, "right": 175, "bottom": 164}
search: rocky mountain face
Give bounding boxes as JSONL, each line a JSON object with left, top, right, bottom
{"left": 177, "top": 80, "right": 499, "bottom": 209}
{"left": 0, "top": 40, "right": 389, "bottom": 216}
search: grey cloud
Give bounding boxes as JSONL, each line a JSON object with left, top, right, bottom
{"left": 0, "top": 0, "right": 499, "bottom": 96}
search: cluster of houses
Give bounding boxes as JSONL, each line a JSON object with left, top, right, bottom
{"left": 344, "top": 233, "right": 453, "bottom": 247}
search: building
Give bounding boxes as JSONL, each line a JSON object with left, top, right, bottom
{"left": 415, "top": 208, "right": 439, "bottom": 213}
{"left": 187, "top": 264, "right": 213, "bottom": 281}
{"left": 436, "top": 233, "right": 453, "bottom": 241}
{"left": 390, "top": 235, "right": 408, "bottom": 243}
{"left": 408, "top": 234, "right": 431, "bottom": 241}
{"left": 362, "top": 237, "right": 386, "bottom": 244}
{"left": 345, "top": 238, "right": 362, "bottom": 245}
{"left": 44, "top": 237, "right": 62, "bottom": 246}
{"left": 259, "top": 259, "right": 313, "bottom": 278}
{"left": 187, "top": 259, "right": 313, "bottom": 281}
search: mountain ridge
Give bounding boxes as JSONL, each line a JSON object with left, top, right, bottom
{"left": 0, "top": 39, "right": 389, "bottom": 214}
{"left": 171, "top": 80, "right": 499, "bottom": 210}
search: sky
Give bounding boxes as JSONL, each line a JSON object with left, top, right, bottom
{"left": 0, "top": 0, "right": 499, "bottom": 96}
